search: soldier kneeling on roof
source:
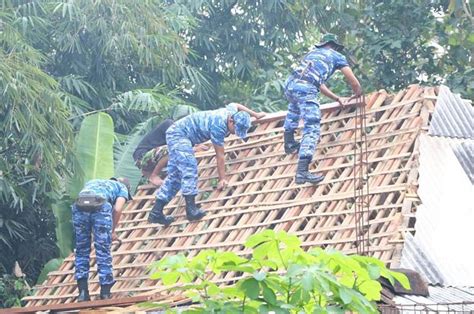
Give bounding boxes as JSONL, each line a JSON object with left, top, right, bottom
{"left": 147, "top": 103, "right": 266, "bottom": 226}
{"left": 73, "top": 177, "right": 132, "bottom": 301}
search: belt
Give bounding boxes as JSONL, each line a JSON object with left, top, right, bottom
{"left": 291, "top": 71, "right": 319, "bottom": 87}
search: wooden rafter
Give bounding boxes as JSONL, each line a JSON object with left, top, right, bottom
{"left": 21, "top": 85, "right": 437, "bottom": 311}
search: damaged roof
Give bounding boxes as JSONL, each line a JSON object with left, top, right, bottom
{"left": 16, "top": 85, "right": 473, "bottom": 312}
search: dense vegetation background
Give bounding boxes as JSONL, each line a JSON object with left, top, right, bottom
{"left": 0, "top": 0, "right": 472, "bottom": 305}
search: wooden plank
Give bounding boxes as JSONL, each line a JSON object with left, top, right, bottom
{"left": 7, "top": 296, "right": 152, "bottom": 313}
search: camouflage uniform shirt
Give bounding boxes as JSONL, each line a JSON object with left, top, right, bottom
{"left": 167, "top": 104, "right": 238, "bottom": 147}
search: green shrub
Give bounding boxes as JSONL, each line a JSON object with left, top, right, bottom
{"left": 148, "top": 230, "right": 409, "bottom": 313}
{"left": 0, "top": 275, "right": 31, "bottom": 309}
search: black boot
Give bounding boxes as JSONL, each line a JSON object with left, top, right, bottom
{"left": 148, "top": 199, "right": 175, "bottom": 226}
{"left": 184, "top": 195, "right": 206, "bottom": 221}
{"left": 295, "top": 157, "right": 325, "bottom": 185}
{"left": 77, "top": 278, "right": 90, "bottom": 302}
{"left": 284, "top": 130, "right": 300, "bottom": 154}
{"left": 100, "top": 283, "right": 113, "bottom": 300}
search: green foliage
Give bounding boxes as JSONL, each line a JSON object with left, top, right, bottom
{"left": 149, "top": 230, "right": 409, "bottom": 313}
{"left": 41, "top": 0, "right": 212, "bottom": 116}
{"left": 114, "top": 117, "right": 160, "bottom": 192}
{"left": 110, "top": 85, "right": 187, "bottom": 133}
{"left": 343, "top": 1, "right": 441, "bottom": 93}
{"left": 337, "top": 0, "right": 474, "bottom": 99}
{"left": 69, "top": 112, "right": 115, "bottom": 197}
{"left": 434, "top": 0, "right": 474, "bottom": 97}
{"left": 1, "top": 0, "right": 472, "bottom": 290}
{"left": 51, "top": 200, "right": 74, "bottom": 259}
{"left": 36, "top": 258, "right": 63, "bottom": 285}
{"left": 0, "top": 275, "right": 31, "bottom": 309}
{"left": 184, "top": 0, "right": 338, "bottom": 109}
{"left": 0, "top": 0, "right": 76, "bottom": 283}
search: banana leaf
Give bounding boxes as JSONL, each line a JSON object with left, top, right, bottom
{"left": 52, "top": 199, "right": 74, "bottom": 259}
{"left": 69, "top": 112, "right": 115, "bottom": 197}
{"left": 114, "top": 116, "right": 159, "bottom": 192}
{"left": 36, "top": 258, "right": 64, "bottom": 285}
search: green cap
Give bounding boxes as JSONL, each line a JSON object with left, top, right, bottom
{"left": 315, "top": 33, "right": 345, "bottom": 52}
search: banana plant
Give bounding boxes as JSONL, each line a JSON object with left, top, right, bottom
{"left": 69, "top": 112, "right": 115, "bottom": 197}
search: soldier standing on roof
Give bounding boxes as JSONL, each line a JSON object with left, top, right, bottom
{"left": 283, "top": 33, "right": 362, "bottom": 184}
{"left": 147, "top": 103, "right": 266, "bottom": 226}
{"left": 73, "top": 177, "right": 132, "bottom": 301}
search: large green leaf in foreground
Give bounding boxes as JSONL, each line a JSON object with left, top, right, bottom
{"left": 70, "top": 112, "right": 115, "bottom": 197}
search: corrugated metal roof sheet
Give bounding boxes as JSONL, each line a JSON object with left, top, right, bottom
{"left": 429, "top": 85, "right": 474, "bottom": 139}
{"left": 400, "top": 233, "right": 445, "bottom": 285}
{"left": 400, "top": 134, "right": 474, "bottom": 286}
{"left": 394, "top": 286, "right": 474, "bottom": 311}
{"left": 453, "top": 141, "right": 474, "bottom": 184}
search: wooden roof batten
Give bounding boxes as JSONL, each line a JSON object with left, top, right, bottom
{"left": 17, "top": 84, "right": 438, "bottom": 313}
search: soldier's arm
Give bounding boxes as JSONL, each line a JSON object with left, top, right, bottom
{"left": 234, "top": 103, "right": 266, "bottom": 119}
{"left": 320, "top": 84, "right": 348, "bottom": 107}
{"left": 112, "top": 197, "right": 127, "bottom": 235}
{"left": 148, "top": 155, "right": 168, "bottom": 186}
{"left": 213, "top": 144, "right": 228, "bottom": 190}
{"left": 340, "top": 66, "right": 362, "bottom": 96}
{"left": 320, "top": 84, "right": 340, "bottom": 102}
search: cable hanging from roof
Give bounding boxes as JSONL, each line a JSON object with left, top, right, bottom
{"left": 353, "top": 95, "right": 371, "bottom": 256}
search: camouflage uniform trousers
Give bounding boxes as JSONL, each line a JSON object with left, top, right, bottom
{"left": 283, "top": 76, "right": 321, "bottom": 159}
{"left": 136, "top": 146, "right": 169, "bottom": 177}
{"left": 155, "top": 131, "right": 198, "bottom": 202}
{"left": 72, "top": 203, "right": 114, "bottom": 285}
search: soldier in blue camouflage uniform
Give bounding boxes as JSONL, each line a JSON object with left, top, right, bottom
{"left": 148, "top": 103, "right": 266, "bottom": 226}
{"left": 283, "top": 33, "right": 362, "bottom": 184}
{"left": 73, "top": 177, "right": 132, "bottom": 301}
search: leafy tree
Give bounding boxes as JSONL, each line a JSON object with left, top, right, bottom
{"left": 434, "top": 0, "right": 474, "bottom": 97}
{"left": 1, "top": 0, "right": 472, "bottom": 294}
{"left": 344, "top": 1, "right": 440, "bottom": 92}
{"left": 149, "top": 230, "right": 409, "bottom": 313}
{"left": 37, "top": 0, "right": 211, "bottom": 131}
{"left": 326, "top": 0, "right": 474, "bottom": 99}
{"left": 184, "top": 0, "right": 473, "bottom": 107}
{"left": 182, "top": 0, "right": 341, "bottom": 109}
{"left": 0, "top": 0, "right": 76, "bottom": 281}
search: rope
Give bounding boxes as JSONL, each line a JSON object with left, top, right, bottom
{"left": 353, "top": 95, "right": 371, "bottom": 255}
